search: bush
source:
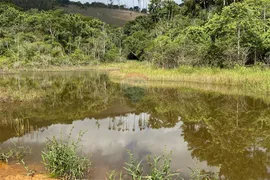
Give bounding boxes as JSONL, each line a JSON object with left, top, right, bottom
{"left": 104, "top": 47, "right": 120, "bottom": 62}
{"left": 41, "top": 129, "right": 90, "bottom": 179}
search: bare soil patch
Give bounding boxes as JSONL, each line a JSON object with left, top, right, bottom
{"left": 0, "top": 163, "right": 55, "bottom": 180}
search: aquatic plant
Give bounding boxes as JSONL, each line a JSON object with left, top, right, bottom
{"left": 0, "top": 145, "right": 31, "bottom": 163}
{"left": 107, "top": 170, "right": 123, "bottom": 180}
{"left": 124, "top": 150, "right": 180, "bottom": 180}
{"left": 106, "top": 150, "right": 221, "bottom": 180}
{"left": 41, "top": 128, "right": 90, "bottom": 179}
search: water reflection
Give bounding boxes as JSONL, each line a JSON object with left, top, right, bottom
{"left": 0, "top": 114, "right": 215, "bottom": 179}
{"left": 0, "top": 72, "right": 269, "bottom": 179}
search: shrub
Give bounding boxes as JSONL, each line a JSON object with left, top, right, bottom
{"left": 41, "top": 129, "right": 90, "bottom": 179}
{"left": 104, "top": 47, "right": 120, "bottom": 62}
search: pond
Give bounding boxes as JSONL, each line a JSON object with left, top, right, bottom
{"left": 0, "top": 71, "right": 269, "bottom": 179}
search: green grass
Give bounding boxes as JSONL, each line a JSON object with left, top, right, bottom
{"left": 2, "top": 61, "right": 270, "bottom": 102}
{"left": 97, "top": 61, "right": 270, "bottom": 97}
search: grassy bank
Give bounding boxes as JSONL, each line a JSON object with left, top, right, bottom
{"left": 1, "top": 61, "right": 270, "bottom": 103}
{"left": 97, "top": 61, "right": 270, "bottom": 95}
{"left": 5, "top": 61, "right": 270, "bottom": 91}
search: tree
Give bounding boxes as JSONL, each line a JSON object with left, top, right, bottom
{"left": 149, "top": 0, "right": 162, "bottom": 22}
{"left": 205, "top": 1, "right": 266, "bottom": 66}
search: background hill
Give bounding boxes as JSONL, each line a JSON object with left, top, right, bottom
{"left": 2, "top": 0, "right": 146, "bottom": 26}
{"left": 61, "top": 5, "right": 145, "bottom": 26}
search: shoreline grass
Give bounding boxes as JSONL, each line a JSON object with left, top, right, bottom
{"left": 97, "top": 61, "right": 270, "bottom": 94}
{"left": 1, "top": 61, "right": 270, "bottom": 102}
{"left": 3, "top": 61, "right": 270, "bottom": 88}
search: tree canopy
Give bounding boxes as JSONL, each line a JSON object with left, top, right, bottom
{"left": 0, "top": 0, "right": 269, "bottom": 68}
{"left": 123, "top": 0, "right": 269, "bottom": 68}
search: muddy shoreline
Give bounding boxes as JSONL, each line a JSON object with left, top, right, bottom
{"left": 0, "top": 162, "right": 55, "bottom": 180}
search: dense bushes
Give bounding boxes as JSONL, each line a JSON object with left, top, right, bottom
{"left": 122, "top": 0, "right": 270, "bottom": 68}
{"left": 0, "top": 0, "right": 269, "bottom": 69}
{"left": 0, "top": 4, "right": 122, "bottom": 68}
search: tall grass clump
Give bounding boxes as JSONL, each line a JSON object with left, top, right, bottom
{"left": 42, "top": 128, "right": 90, "bottom": 180}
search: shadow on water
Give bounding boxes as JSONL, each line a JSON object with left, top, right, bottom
{"left": 0, "top": 71, "right": 269, "bottom": 179}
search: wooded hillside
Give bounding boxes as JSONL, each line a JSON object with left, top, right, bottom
{"left": 0, "top": 0, "right": 269, "bottom": 69}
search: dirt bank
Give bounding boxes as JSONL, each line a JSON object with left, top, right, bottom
{"left": 0, "top": 162, "right": 55, "bottom": 180}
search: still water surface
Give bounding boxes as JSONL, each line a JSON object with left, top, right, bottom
{"left": 0, "top": 71, "right": 269, "bottom": 179}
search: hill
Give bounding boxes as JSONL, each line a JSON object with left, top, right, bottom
{"left": 61, "top": 5, "right": 145, "bottom": 26}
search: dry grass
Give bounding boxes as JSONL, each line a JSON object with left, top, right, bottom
{"left": 61, "top": 5, "right": 145, "bottom": 26}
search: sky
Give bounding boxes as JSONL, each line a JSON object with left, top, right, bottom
{"left": 71, "top": 0, "right": 183, "bottom": 8}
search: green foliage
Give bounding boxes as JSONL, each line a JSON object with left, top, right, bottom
{"left": 149, "top": 0, "right": 180, "bottom": 22}
{"left": 41, "top": 128, "right": 91, "bottom": 179}
{"left": 1, "top": 0, "right": 54, "bottom": 10}
{"left": 124, "top": 150, "right": 180, "bottom": 180}
{"left": 123, "top": 31, "right": 150, "bottom": 60}
{"left": 124, "top": 151, "right": 144, "bottom": 179}
{"left": 1, "top": 0, "right": 269, "bottom": 69}
{"left": 122, "top": 0, "right": 270, "bottom": 68}
{"left": 0, "top": 4, "right": 122, "bottom": 68}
